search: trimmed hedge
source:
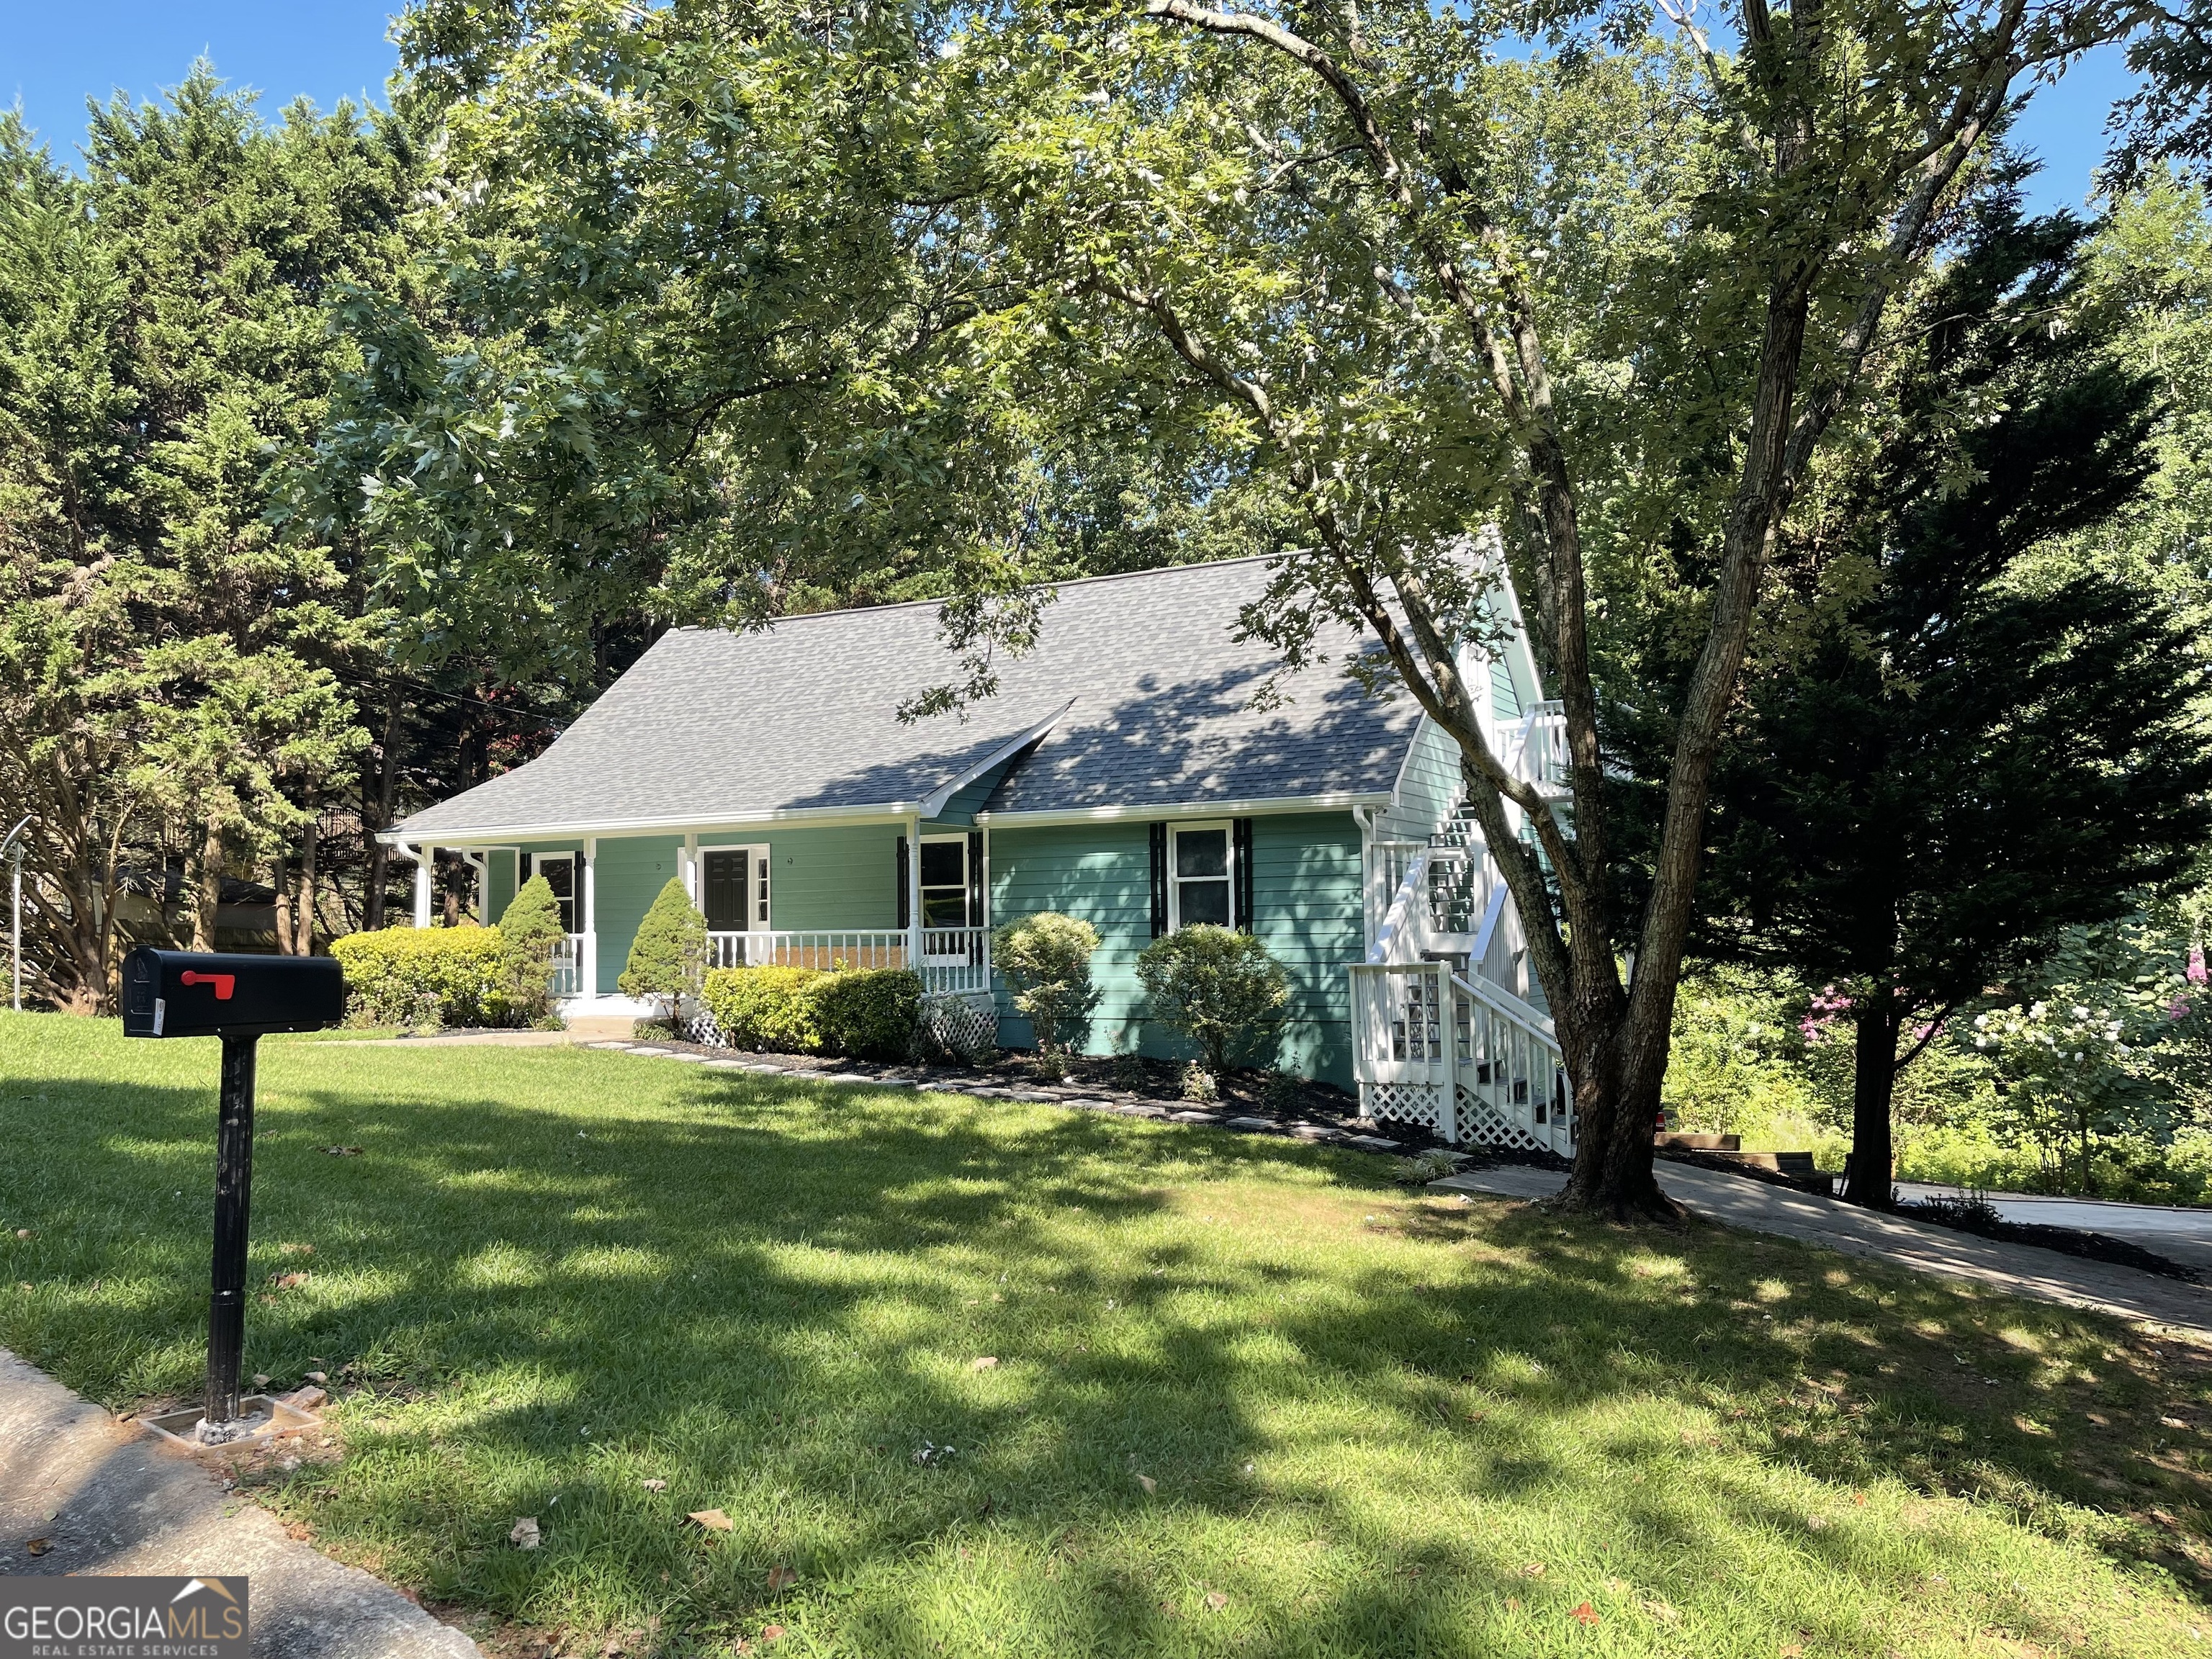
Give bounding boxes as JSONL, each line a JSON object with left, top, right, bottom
{"left": 702, "top": 965, "right": 922, "bottom": 1060}
{"left": 703, "top": 966, "right": 825, "bottom": 1053}
{"left": 812, "top": 967, "right": 924, "bottom": 1061}
{"left": 330, "top": 925, "right": 511, "bottom": 1028}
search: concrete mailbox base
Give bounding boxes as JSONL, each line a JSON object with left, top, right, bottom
{"left": 142, "top": 1392, "right": 320, "bottom": 1455}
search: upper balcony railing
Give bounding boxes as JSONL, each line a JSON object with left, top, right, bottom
{"left": 1505, "top": 700, "right": 1570, "bottom": 797}
{"left": 704, "top": 927, "right": 992, "bottom": 998}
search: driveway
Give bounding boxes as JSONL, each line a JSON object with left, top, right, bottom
{"left": 1895, "top": 1181, "right": 2212, "bottom": 1271}
{"left": 1435, "top": 1161, "right": 2212, "bottom": 1339}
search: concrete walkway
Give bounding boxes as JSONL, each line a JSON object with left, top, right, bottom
{"left": 1435, "top": 1161, "right": 2212, "bottom": 1339}
{"left": 0, "top": 1348, "right": 478, "bottom": 1658}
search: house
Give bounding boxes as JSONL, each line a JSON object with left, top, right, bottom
{"left": 385, "top": 557, "right": 1574, "bottom": 1149}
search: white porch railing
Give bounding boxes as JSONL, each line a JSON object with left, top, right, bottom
{"left": 1349, "top": 960, "right": 1573, "bottom": 1154}
{"left": 704, "top": 927, "right": 993, "bottom": 997}
{"left": 550, "top": 932, "right": 588, "bottom": 997}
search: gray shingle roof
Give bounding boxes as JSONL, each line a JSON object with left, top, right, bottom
{"left": 395, "top": 557, "right": 1420, "bottom": 840}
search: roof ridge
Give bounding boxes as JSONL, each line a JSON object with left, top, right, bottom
{"left": 667, "top": 554, "right": 1282, "bottom": 637}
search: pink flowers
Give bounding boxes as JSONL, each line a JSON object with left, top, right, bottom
{"left": 2190, "top": 943, "right": 2207, "bottom": 986}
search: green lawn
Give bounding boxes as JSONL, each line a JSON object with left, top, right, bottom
{"left": 4, "top": 1012, "right": 2210, "bottom": 1657}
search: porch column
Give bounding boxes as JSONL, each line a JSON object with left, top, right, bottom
{"left": 583, "top": 837, "right": 598, "bottom": 1001}
{"left": 412, "top": 846, "right": 433, "bottom": 928}
{"left": 682, "top": 832, "right": 699, "bottom": 904}
{"left": 906, "top": 811, "right": 922, "bottom": 971}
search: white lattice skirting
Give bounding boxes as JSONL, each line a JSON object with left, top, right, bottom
{"left": 1362, "top": 1080, "right": 1449, "bottom": 1134}
{"left": 1455, "top": 1084, "right": 1547, "bottom": 1153}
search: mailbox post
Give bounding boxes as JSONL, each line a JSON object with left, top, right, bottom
{"left": 122, "top": 948, "right": 346, "bottom": 1439}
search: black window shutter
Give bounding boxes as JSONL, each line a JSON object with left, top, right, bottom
{"left": 895, "top": 835, "right": 909, "bottom": 930}
{"left": 966, "top": 831, "right": 985, "bottom": 928}
{"left": 1148, "top": 823, "right": 1168, "bottom": 938}
{"left": 1233, "top": 818, "right": 1254, "bottom": 931}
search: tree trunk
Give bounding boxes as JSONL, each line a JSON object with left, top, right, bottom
{"left": 363, "top": 693, "right": 400, "bottom": 931}
{"left": 1842, "top": 1004, "right": 1899, "bottom": 1208}
{"left": 192, "top": 813, "right": 224, "bottom": 953}
{"left": 295, "top": 819, "right": 318, "bottom": 954}
{"left": 272, "top": 852, "right": 296, "bottom": 955}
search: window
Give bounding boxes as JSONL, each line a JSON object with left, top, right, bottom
{"left": 701, "top": 846, "right": 770, "bottom": 932}
{"left": 1169, "top": 823, "right": 1232, "bottom": 928}
{"left": 526, "top": 853, "right": 577, "bottom": 933}
{"left": 919, "top": 837, "right": 969, "bottom": 928}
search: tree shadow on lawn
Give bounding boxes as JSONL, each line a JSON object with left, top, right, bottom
{"left": 6, "top": 1061, "right": 2210, "bottom": 1654}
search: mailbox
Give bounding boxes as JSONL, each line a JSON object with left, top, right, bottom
{"left": 122, "top": 948, "right": 346, "bottom": 1039}
{"left": 120, "top": 948, "right": 346, "bottom": 1438}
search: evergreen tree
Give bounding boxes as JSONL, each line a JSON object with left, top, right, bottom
{"left": 619, "top": 879, "right": 708, "bottom": 1030}
{"left": 1689, "top": 199, "right": 2212, "bottom": 1206}
{"left": 498, "top": 875, "right": 567, "bottom": 1022}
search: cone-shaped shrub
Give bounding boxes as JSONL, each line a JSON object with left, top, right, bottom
{"left": 619, "top": 878, "right": 707, "bottom": 1029}
{"left": 498, "top": 875, "right": 567, "bottom": 1021}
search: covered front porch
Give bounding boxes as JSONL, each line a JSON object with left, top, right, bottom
{"left": 387, "top": 815, "right": 997, "bottom": 1017}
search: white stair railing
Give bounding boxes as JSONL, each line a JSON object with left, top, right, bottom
{"left": 1349, "top": 958, "right": 1573, "bottom": 1154}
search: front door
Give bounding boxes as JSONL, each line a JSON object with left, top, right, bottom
{"left": 702, "top": 848, "right": 769, "bottom": 933}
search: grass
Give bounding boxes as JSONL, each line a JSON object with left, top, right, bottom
{"left": 4, "top": 1012, "right": 2212, "bottom": 1658}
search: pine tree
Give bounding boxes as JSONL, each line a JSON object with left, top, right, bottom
{"left": 619, "top": 878, "right": 707, "bottom": 1030}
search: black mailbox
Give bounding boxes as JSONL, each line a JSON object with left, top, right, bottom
{"left": 122, "top": 948, "right": 346, "bottom": 1039}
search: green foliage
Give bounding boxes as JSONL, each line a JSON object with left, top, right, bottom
{"left": 619, "top": 879, "right": 707, "bottom": 1026}
{"left": 496, "top": 876, "right": 567, "bottom": 1021}
{"left": 991, "top": 912, "right": 1100, "bottom": 1056}
{"left": 1136, "top": 925, "right": 1290, "bottom": 1081}
{"left": 706, "top": 967, "right": 829, "bottom": 1054}
{"left": 330, "top": 925, "right": 509, "bottom": 1030}
{"left": 810, "top": 968, "right": 925, "bottom": 1062}
{"left": 702, "top": 965, "right": 922, "bottom": 1059}
{"left": 0, "top": 73, "right": 411, "bottom": 997}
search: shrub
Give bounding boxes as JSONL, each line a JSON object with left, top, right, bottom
{"left": 620, "top": 878, "right": 707, "bottom": 1028}
{"left": 814, "top": 968, "right": 923, "bottom": 1060}
{"left": 704, "top": 966, "right": 826, "bottom": 1053}
{"left": 992, "top": 911, "right": 1100, "bottom": 1058}
{"left": 498, "top": 876, "right": 567, "bottom": 1021}
{"left": 331, "top": 925, "right": 509, "bottom": 1028}
{"left": 1136, "top": 924, "right": 1290, "bottom": 1080}
{"left": 702, "top": 964, "right": 922, "bottom": 1059}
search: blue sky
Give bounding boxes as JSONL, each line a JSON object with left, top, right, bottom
{"left": 0, "top": 2, "right": 2138, "bottom": 212}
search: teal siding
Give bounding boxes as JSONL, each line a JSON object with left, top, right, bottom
{"left": 486, "top": 850, "right": 519, "bottom": 922}
{"left": 763, "top": 824, "right": 902, "bottom": 930}
{"left": 590, "top": 835, "right": 683, "bottom": 986}
{"left": 988, "top": 811, "right": 1361, "bottom": 1089}
{"left": 1377, "top": 718, "right": 1462, "bottom": 841}
{"left": 1249, "top": 812, "right": 1361, "bottom": 1085}
{"left": 1491, "top": 656, "right": 1522, "bottom": 723}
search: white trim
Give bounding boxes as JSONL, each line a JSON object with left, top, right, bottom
{"left": 582, "top": 838, "right": 598, "bottom": 999}
{"left": 383, "top": 803, "right": 927, "bottom": 846}
{"left": 1166, "top": 819, "right": 1236, "bottom": 932}
{"left": 979, "top": 792, "right": 1386, "bottom": 827}
{"left": 917, "top": 703, "right": 1073, "bottom": 822}
{"left": 391, "top": 791, "right": 1394, "bottom": 846}
{"left": 698, "top": 842, "right": 773, "bottom": 931}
